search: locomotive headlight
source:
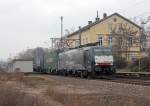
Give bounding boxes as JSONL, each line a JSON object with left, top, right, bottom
{"left": 109, "top": 56, "right": 114, "bottom": 65}
{"left": 110, "top": 61, "right": 113, "bottom": 65}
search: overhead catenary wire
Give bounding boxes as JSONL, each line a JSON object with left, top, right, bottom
{"left": 119, "top": 0, "right": 149, "bottom": 13}
{"left": 134, "top": 11, "right": 150, "bottom": 18}
{"left": 117, "top": 0, "right": 150, "bottom": 24}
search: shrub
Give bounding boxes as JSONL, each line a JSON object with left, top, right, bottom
{"left": 0, "top": 72, "right": 24, "bottom": 82}
{"left": 130, "top": 66, "right": 139, "bottom": 72}
{"left": 114, "top": 57, "right": 128, "bottom": 69}
{"left": 0, "top": 87, "right": 46, "bottom": 106}
{"left": 130, "top": 57, "right": 150, "bottom": 72}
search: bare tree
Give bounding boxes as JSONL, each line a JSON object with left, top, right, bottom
{"left": 17, "top": 49, "right": 34, "bottom": 60}
{"left": 110, "top": 23, "right": 143, "bottom": 61}
{"left": 51, "top": 37, "right": 79, "bottom": 52}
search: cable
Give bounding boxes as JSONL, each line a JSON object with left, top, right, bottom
{"left": 135, "top": 11, "right": 150, "bottom": 18}
{"left": 119, "top": 0, "right": 150, "bottom": 13}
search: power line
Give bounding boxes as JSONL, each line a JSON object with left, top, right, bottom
{"left": 119, "top": 0, "right": 149, "bottom": 13}
{"left": 129, "top": 11, "right": 150, "bottom": 23}
{"left": 131, "top": 0, "right": 147, "bottom": 6}
{"left": 135, "top": 11, "right": 150, "bottom": 18}
{"left": 117, "top": 0, "right": 150, "bottom": 22}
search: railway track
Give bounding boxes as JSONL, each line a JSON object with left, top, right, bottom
{"left": 98, "top": 75, "right": 150, "bottom": 86}
{"left": 26, "top": 72, "right": 150, "bottom": 86}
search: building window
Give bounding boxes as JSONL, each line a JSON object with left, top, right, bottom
{"left": 98, "top": 36, "right": 103, "bottom": 46}
{"left": 75, "top": 40, "right": 79, "bottom": 47}
{"left": 129, "top": 53, "right": 136, "bottom": 62}
{"left": 82, "top": 38, "right": 84, "bottom": 45}
{"left": 108, "top": 36, "right": 112, "bottom": 46}
{"left": 119, "top": 37, "right": 123, "bottom": 46}
{"left": 108, "top": 23, "right": 113, "bottom": 33}
{"left": 128, "top": 37, "right": 133, "bottom": 46}
{"left": 86, "top": 38, "right": 88, "bottom": 44}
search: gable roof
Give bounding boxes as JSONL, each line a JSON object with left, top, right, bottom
{"left": 13, "top": 59, "right": 33, "bottom": 62}
{"left": 67, "top": 13, "right": 142, "bottom": 37}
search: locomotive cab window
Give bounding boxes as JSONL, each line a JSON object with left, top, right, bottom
{"left": 94, "top": 49, "right": 112, "bottom": 56}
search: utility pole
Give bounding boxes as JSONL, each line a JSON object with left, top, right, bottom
{"left": 60, "top": 16, "right": 63, "bottom": 49}
{"left": 60, "top": 16, "right": 63, "bottom": 40}
{"left": 78, "top": 26, "right": 81, "bottom": 47}
{"left": 50, "top": 16, "right": 80, "bottom": 50}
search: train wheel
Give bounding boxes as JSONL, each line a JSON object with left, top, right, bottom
{"left": 91, "top": 71, "right": 95, "bottom": 79}
{"left": 80, "top": 72, "right": 84, "bottom": 78}
{"left": 87, "top": 72, "right": 92, "bottom": 79}
{"left": 80, "top": 71, "right": 88, "bottom": 78}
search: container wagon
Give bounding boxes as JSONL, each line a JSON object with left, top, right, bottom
{"left": 44, "top": 50, "right": 59, "bottom": 74}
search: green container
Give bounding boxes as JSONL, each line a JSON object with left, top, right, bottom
{"left": 44, "top": 50, "right": 59, "bottom": 70}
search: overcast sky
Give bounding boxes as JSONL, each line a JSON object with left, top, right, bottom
{"left": 0, "top": 0, "right": 150, "bottom": 60}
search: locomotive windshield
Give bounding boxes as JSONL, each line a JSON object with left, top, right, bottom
{"left": 94, "top": 48, "right": 112, "bottom": 56}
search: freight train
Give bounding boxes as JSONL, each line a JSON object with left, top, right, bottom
{"left": 33, "top": 46, "right": 116, "bottom": 78}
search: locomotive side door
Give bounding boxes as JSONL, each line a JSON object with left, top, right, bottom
{"left": 84, "top": 50, "right": 91, "bottom": 71}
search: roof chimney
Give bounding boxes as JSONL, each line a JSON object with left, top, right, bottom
{"left": 88, "top": 21, "right": 92, "bottom": 25}
{"left": 103, "top": 13, "right": 107, "bottom": 19}
{"left": 95, "top": 11, "right": 100, "bottom": 21}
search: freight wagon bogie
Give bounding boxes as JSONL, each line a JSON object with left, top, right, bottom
{"left": 50, "top": 69, "right": 58, "bottom": 75}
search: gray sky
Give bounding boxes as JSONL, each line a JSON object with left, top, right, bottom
{"left": 0, "top": 0, "right": 150, "bottom": 60}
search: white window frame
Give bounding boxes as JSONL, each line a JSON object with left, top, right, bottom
{"left": 86, "top": 38, "right": 88, "bottom": 44}
{"left": 108, "top": 36, "right": 112, "bottom": 46}
{"left": 75, "top": 40, "right": 79, "bottom": 47}
{"left": 98, "top": 35, "right": 103, "bottom": 46}
{"left": 128, "top": 36, "right": 133, "bottom": 46}
{"left": 82, "top": 38, "right": 84, "bottom": 45}
{"left": 119, "top": 37, "right": 123, "bottom": 46}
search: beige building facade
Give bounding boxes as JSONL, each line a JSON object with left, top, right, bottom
{"left": 66, "top": 13, "right": 142, "bottom": 61}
